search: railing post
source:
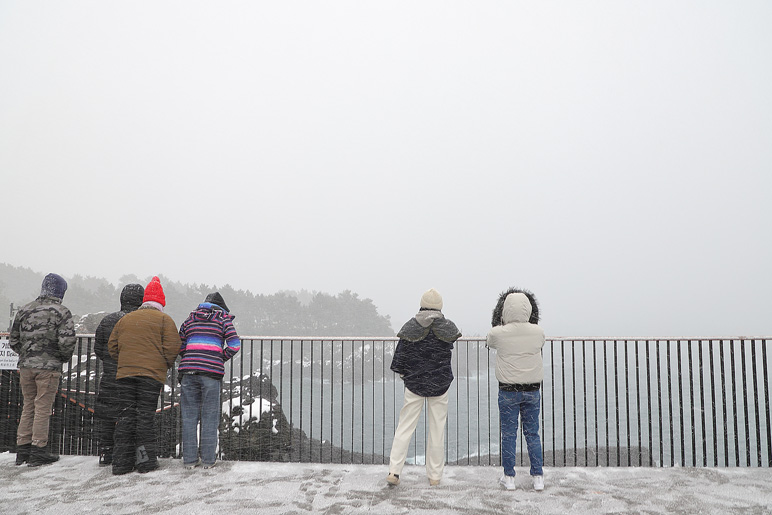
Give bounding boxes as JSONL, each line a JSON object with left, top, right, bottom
{"left": 741, "top": 338, "right": 751, "bottom": 467}
{"left": 709, "top": 339, "right": 717, "bottom": 467}
{"left": 751, "top": 339, "right": 761, "bottom": 467}
{"left": 731, "top": 339, "right": 740, "bottom": 466}
{"left": 720, "top": 338, "right": 729, "bottom": 467}
{"left": 763, "top": 338, "right": 771, "bottom": 467}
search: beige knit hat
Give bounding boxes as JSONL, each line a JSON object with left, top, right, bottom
{"left": 420, "top": 288, "right": 443, "bottom": 310}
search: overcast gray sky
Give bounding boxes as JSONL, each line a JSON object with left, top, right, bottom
{"left": 1, "top": 1, "right": 769, "bottom": 337}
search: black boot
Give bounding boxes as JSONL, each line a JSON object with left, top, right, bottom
{"left": 99, "top": 447, "right": 113, "bottom": 467}
{"left": 28, "top": 445, "right": 60, "bottom": 467}
{"left": 135, "top": 445, "right": 159, "bottom": 473}
{"left": 15, "top": 443, "right": 31, "bottom": 466}
{"left": 136, "top": 461, "right": 159, "bottom": 474}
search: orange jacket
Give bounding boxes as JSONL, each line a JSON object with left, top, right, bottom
{"left": 108, "top": 305, "right": 181, "bottom": 383}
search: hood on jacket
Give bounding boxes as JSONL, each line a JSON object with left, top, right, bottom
{"left": 415, "top": 309, "right": 444, "bottom": 328}
{"left": 204, "top": 292, "right": 229, "bottom": 313}
{"left": 501, "top": 293, "right": 533, "bottom": 324}
{"left": 120, "top": 283, "right": 145, "bottom": 312}
{"left": 397, "top": 310, "right": 461, "bottom": 344}
{"left": 40, "top": 273, "right": 67, "bottom": 300}
{"left": 491, "top": 287, "right": 539, "bottom": 326}
{"left": 192, "top": 302, "right": 235, "bottom": 321}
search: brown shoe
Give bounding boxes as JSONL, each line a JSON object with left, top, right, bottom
{"left": 386, "top": 473, "right": 400, "bottom": 486}
{"left": 429, "top": 478, "right": 440, "bottom": 486}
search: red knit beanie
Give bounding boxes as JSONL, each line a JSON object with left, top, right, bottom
{"left": 143, "top": 276, "right": 166, "bottom": 307}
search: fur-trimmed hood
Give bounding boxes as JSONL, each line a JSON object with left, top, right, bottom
{"left": 491, "top": 287, "right": 539, "bottom": 326}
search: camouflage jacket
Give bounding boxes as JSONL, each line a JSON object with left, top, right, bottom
{"left": 9, "top": 295, "right": 76, "bottom": 370}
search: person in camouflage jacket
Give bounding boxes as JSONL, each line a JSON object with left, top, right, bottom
{"left": 9, "top": 273, "right": 76, "bottom": 466}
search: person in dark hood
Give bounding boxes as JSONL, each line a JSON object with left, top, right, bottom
{"left": 178, "top": 292, "right": 241, "bottom": 469}
{"left": 487, "top": 287, "right": 545, "bottom": 492}
{"left": 386, "top": 288, "right": 461, "bottom": 487}
{"left": 93, "top": 283, "right": 144, "bottom": 466}
{"left": 108, "top": 276, "right": 181, "bottom": 475}
{"left": 10, "top": 273, "right": 76, "bottom": 466}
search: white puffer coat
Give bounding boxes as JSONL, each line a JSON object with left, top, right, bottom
{"left": 486, "top": 292, "right": 545, "bottom": 384}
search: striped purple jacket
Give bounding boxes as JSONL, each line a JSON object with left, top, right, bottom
{"left": 178, "top": 303, "right": 241, "bottom": 379}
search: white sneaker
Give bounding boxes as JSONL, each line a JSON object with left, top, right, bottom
{"left": 499, "top": 475, "right": 516, "bottom": 490}
{"left": 533, "top": 475, "right": 544, "bottom": 491}
{"left": 386, "top": 473, "right": 400, "bottom": 486}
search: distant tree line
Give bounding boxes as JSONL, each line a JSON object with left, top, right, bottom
{"left": 0, "top": 263, "right": 394, "bottom": 336}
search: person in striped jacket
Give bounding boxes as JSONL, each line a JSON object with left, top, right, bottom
{"left": 178, "top": 292, "right": 241, "bottom": 469}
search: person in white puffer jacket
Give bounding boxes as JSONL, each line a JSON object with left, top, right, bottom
{"left": 486, "top": 288, "right": 545, "bottom": 492}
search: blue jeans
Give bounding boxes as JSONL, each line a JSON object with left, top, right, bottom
{"left": 499, "top": 389, "right": 543, "bottom": 477}
{"left": 181, "top": 374, "right": 222, "bottom": 466}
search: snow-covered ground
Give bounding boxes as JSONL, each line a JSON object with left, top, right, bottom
{"left": 2, "top": 452, "right": 771, "bottom": 514}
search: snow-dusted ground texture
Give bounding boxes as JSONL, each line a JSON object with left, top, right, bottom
{"left": 2, "top": 453, "right": 771, "bottom": 514}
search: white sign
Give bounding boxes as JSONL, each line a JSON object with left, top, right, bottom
{"left": 0, "top": 336, "right": 19, "bottom": 370}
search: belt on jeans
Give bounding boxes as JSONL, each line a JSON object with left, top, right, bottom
{"left": 498, "top": 382, "right": 541, "bottom": 392}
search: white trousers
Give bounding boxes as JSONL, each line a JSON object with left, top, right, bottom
{"left": 388, "top": 388, "right": 449, "bottom": 481}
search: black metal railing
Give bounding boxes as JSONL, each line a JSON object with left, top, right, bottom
{"left": 542, "top": 338, "right": 771, "bottom": 468}
{"left": 1, "top": 335, "right": 770, "bottom": 468}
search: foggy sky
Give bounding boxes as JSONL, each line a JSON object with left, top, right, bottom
{"left": 1, "top": 1, "right": 770, "bottom": 337}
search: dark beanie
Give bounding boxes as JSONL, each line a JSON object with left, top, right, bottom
{"left": 41, "top": 273, "right": 68, "bottom": 300}
{"left": 205, "top": 292, "right": 229, "bottom": 312}
{"left": 120, "top": 283, "right": 145, "bottom": 311}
